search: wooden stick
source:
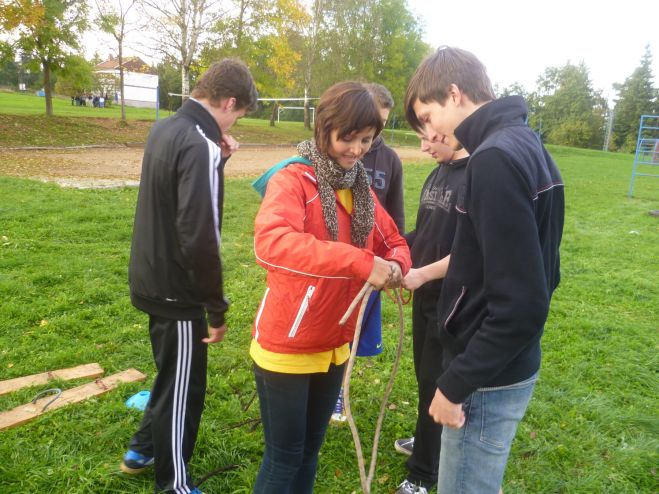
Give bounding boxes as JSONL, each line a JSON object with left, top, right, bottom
{"left": 342, "top": 286, "right": 406, "bottom": 494}
{"left": 366, "top": 289, "right": 405, "bottom": 487}
{"left": 0, "top": 368, "right": 146, "bottom": 431}
{"left": 0, "top": 363, "right": 104, "bottom": 396}
{"left": 339, "top": 282, "right": 372, "bottom": 325}
{"left": 342, "top": 284, "right": 374, "bottom": 493}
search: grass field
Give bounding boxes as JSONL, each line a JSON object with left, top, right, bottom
{"left": 0, "top": 138, "right": 656, "bottom": 493}
{"left": 0, "top": 91, "right": 420, "bottom": 148}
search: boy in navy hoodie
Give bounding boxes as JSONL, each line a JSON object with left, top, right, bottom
{"left": 405, "top": 46, "right": 564, "bottom": 493}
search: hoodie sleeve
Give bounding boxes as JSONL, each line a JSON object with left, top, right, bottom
{"left": 436, "top": 148, "right": 550, "bottom": 403}
{"left": 254, "top": 168, "right": 376, "bottom": 281}
{"left": 384, "top": 152, "right": 406, "bottom": 232}
{"left": 175, "top": 139, "right": 228, "bottom": 328}
{"left": 372, "top": 197, "right": 412, "bottom": 275}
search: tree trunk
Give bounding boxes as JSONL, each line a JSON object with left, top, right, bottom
{"left": 118, "top": 43, "right": 126, "bottom": 122}
{"left": 269, "top": 102, "right": 278, "bottom": 126}
{"left": 303, "top": 87, "right": 311, "bottom": 130}
{"left": 181, "top": 65, "right": 190, "bottom": 100}
{"left": 43, "top": 60, "right": 53, "bottom": 116}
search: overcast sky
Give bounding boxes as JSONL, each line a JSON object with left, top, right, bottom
{"left": 406, "top": 0, "right": 659, "bottom": 103}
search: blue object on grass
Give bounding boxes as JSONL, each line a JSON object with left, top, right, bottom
{"left": 126, "top": 391, "right": 150, "bottom": 411}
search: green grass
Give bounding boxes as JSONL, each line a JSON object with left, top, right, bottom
{"left": 0, "top": 145, "right": 657, "bottom": 493}
{"left": 0, "top": 90, "right": 419, "bottom": 148}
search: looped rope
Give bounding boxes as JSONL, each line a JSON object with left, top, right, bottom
{"left": 339, "top": 282, "right": 406, "bottom": 494}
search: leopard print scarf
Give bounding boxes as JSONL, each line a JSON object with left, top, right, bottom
{"left": 297, "top": 140, "right": 374, "bottom": 247}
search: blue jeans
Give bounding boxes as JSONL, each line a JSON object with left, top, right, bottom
{"left": 437, "top": 372, "right": 538, "bottom": 494}
{"left": 253, "top": 363, "right": 345, "bottom": 494}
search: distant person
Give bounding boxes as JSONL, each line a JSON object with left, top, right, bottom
{"left": 99, "top": 96, "right": 105, "bottom": 108}
{"left": 121, "top": 58, "right": 258, "bottom": 494}
{"left": 250, "top": 81, "right": 411, "bottom": 494}
{"left": 406, "top": 46, "right": 564, "bottom": 494}
{"left": 393, "top": 129, "right": 468, "bottom": 494}
{"left": 330, "top": 82, "right": 406, "bottom": 423}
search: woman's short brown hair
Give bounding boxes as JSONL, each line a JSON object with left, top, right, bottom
{"left": 405, "top": 46, "right": 495, "bottom": 131}
{"left": 315, "top": 81, "right": 384, "bottom": 155}
{"left": 191, "top": 58, "right": 258, "bottom": 112}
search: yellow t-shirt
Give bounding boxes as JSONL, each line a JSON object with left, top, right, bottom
{"left": 250, "top": 189, "right": 354, "bottom": 373}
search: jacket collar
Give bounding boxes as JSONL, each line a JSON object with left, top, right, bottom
{"left": 455, "top": 96, "right": 528, "bottom": 154}
{"left": 177, "top": 99, "right": 222, "bottom": 144}
{"left": 369, "top": 135, "right": 384, "bottom": 151}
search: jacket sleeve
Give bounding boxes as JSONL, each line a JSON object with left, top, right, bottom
{"left": 385, "top": 153, "right": 406, "bottom": 232}
{"left": 176, "top": 140, "right": 228, "bottom": 327}
{"left": 254, "top": 168, "right": 375, "bottom": 281}
{"left": 372, "top": 197, "right": 412, "bottom": 275}
{"left": 437, "top": 148, "right": 550, "bottom": 403}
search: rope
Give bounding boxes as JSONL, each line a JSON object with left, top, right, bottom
{"left": 340, "top": 282, "right": 406, "bottom": 494}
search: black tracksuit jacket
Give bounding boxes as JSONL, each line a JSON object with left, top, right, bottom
{"left": 129, "top": 99, "right": 229, "bottom": 327}
{"left": 436, "top": 96, "right": 565, "bottom": 404}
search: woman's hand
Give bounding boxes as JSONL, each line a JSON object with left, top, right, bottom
{"left": 384, "top": 262, "right": 403, "bottom": 288}
{"left": 367, "top": 256, "right": 391, "bottom": 289}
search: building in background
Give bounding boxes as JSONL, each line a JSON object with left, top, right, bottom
{"left": 94, "top": 57, "right": 158, "bottom": 109}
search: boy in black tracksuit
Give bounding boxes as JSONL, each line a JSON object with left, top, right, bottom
{"left": 122, "top": 59, "right": 257, "bottom": 494}
{"left": 406, "top": 47, "right": 564, "bottom": 493}
{"left": 394, "top": 133, "right": 468, "bottom": 494}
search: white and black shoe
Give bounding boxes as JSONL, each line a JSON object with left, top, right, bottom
{"left": 394, "top": 436, "right": 414, "bottom": 456}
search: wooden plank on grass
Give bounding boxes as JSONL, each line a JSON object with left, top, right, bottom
{"left": 0, "top": 363, "right": 105, "bottom": 396}
{"left": 0, "top": 368, "right": 146, "bottom": 431}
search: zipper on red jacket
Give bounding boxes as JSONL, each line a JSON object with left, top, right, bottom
{"left": 288, "top": 285, "right": 316, "bottom": 338}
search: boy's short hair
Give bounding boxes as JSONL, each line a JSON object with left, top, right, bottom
{"left": 191, "top": 58, "right": 258, "bottom": 112}
{"left": 315, "top": 81, "right": 384, "bottom": 155}
{"left": 365, "top": 83, "right": 394, "bottom": 110}
{"left": 405, "top": 46, "right": 495, "bottom": 131}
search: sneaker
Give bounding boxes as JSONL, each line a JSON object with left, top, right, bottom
{"left": 189, "top": 489, "right": 205, "bottom": 494}
{"left": 395, "top": 479, "right": 428, "bottom": 494}
{"left": 330, "top": 391, "right": 347, "bottom": 423}
{"left": 120, "top": 449, "right": 154, "bottom": 474}
{"left": 394, "top": 436, "right": 414, "bottom": 456}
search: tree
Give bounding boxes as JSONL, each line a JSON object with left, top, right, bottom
{"left": 139, "top": 0, "right": 223, "bottom": 98}
{"left": 533, "top": 62, "right": 607, "bottom": 149}
{"left": 156, "top": 56, "right": 183, "bottom": 112}
{"left": 201, "top": 0, "right": 308, "bottom": 99}
{"left": 54, "top": 54, "right": 93, "bottom": 96}
{"left": 611, "top": 46, "right": 659, "bottom": 152}
{"left": 1, "top": 0, "right": 88, "bottom": 115}
{"left": 95, "top": 0, "right": 137, "bottom": 121}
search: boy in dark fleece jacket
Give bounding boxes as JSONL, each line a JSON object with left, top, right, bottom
{"left": 405, "top": 46, "right": 564, "bottom": 493}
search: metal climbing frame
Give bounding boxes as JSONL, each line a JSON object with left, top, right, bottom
{"left": 628, "top": 115, "right": 659, "bottom": 197}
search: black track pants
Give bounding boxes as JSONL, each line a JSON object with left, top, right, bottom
{"left": 405, "top": 290, "right": 444, "bottom": 488}
{"left": 129, "top": 315, "right": 208, "bottom": 493}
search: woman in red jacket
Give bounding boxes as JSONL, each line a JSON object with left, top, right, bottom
{"left": 250, "top": 81, "right": 411, "bottom": 493}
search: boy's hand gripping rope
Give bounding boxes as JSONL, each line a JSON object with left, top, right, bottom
{"left": 339, "top": 282, "right": 406, "bottom": 494}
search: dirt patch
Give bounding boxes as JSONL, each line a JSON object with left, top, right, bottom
{"left": 0, "top": 144, "right": 430, "bottom": 188}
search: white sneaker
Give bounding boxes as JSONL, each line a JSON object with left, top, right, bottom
{"left": 394, "top": 436, "right": 414, "bottom": 456}
{"left": 395, "top": 479, "right": 428, "bottom": 494}
{"left": 330, "top": 393, "right": 347, "bottom": 423}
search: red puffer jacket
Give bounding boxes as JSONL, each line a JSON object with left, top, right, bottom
{"left": 253, "top": 163, "right": 411, "bottom": 354}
